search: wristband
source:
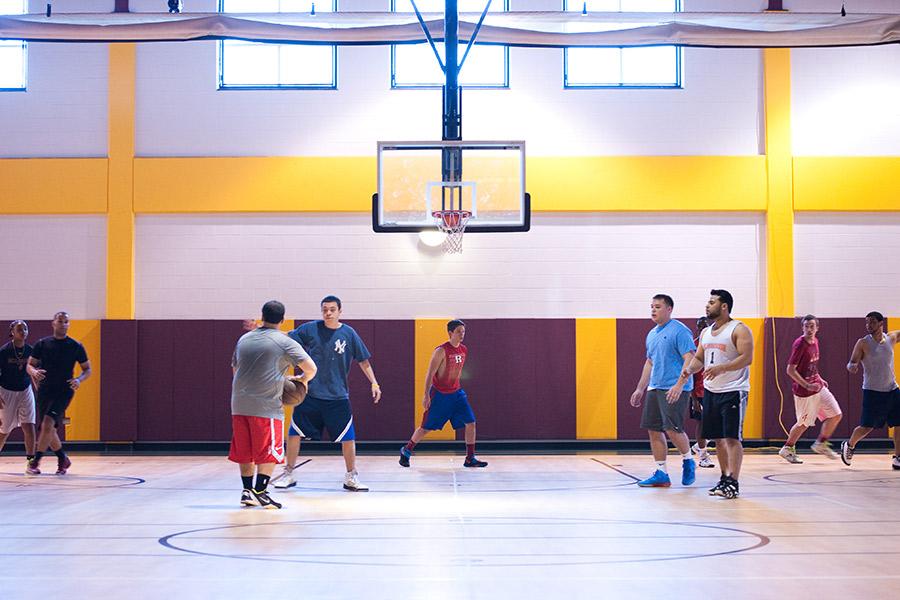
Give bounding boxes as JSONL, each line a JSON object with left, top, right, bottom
{"left": 371, "top": 383, "right": 380, "bottom": 390}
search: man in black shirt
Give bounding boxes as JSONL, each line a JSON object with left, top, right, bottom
{"left": 26, "top": 312, "right": 91, "bottom": 475}
{"left": 0, "top": 320, "right": 39, "bottom": 475}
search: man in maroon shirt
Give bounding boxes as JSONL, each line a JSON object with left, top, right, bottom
{"left": 689, "top": 316, "right": 715, "bottom": 468}
{"left": 778, "top": 315, "right": 843, "bottom": 463}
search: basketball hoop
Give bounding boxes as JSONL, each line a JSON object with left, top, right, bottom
{"left": 432, "top": 210, "right": 471, "bottom": 254}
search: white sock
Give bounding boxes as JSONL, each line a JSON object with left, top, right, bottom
{"left": 655, "top": 461, "right": 667, "bottom": 473}
{"left": 681, "top": 453, "right": 691, "bottom": 461}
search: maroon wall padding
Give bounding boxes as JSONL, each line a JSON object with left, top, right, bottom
{"left": 339, "top": 319, "right": 415, "bottom": 441}
{"left": 2, "top": 319, "right": 54, "bottom": 443}
{"left": 616, "top": 318, "right": 705, "bottom": 441}
{"left": 449, "top": 319, "right": 576, "bottom": 440}
{"left": 136, "top": 320, "right": 244, "bottom": 441}
{"left": 100, "top": 320, "right": 138, "bottom": 441}
{"left": 764, "top": 317, "right": 886, "bottom": 441}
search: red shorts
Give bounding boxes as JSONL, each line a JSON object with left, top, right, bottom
{"left": 228, "top": 415, "right": 285, "bottom": 465}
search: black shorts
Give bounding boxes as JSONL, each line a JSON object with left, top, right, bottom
{"left": 288, "top": 396, "right": 355, "bottom": 442}
{"left": 701, "top": 390, "right": 748, "bottom": 441}
{"left": 860, "top": 388, "right": 900, "bottom": 428}
{"left": 36, "top": 387, "right": 74, "bottom": 427}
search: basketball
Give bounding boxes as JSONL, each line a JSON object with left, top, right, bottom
{"left": 282, "top": 377, "right": 307, "bottom": 406}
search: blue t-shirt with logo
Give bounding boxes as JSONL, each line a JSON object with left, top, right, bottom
{"left": 646, "top": 319, "right": 695, "bottom": 391}
{"left": 288, "top": 321, "right": 371, "bottom": 401}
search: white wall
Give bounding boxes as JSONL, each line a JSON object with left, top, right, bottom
{"left": 795, "top": 213, "right": 900, "bottom": 317}
{"left": 134, "top": 212, "right": 766, "bottom": 319}
{"left": 133, "top": 0, "right": 764, "bottom": 157}
{"left": 0, "top": 1, "right": 110, "bottom": 158}
{"left": 791, "top": 0, "right": 900, "bottom": 155}
{"left": 0, "top": 216, "right": 107, "bottom": 319}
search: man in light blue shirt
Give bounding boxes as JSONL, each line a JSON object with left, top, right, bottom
{"left": 630, "top": 294, "right": 697, "bottom": 488}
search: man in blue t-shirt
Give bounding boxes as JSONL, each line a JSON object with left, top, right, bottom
{"left": 630, "top": 294, "right": 697, "bottom": 488}
{"left": 271, "top": 295, "right": 381, "bottom": 492}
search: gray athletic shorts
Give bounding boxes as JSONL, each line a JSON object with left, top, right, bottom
{"left": 640, "top": 389, "right": 690, "bottom": 433}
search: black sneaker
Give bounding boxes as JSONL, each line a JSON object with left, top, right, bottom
{"left": 399, "top": 446, "right": 411, "bottom": 468}
{"left": 718, "top": 477, "right": 740, "bottom": 499}
{"left": 251, "top": 489, "right": 283, "bottom": 509}
{"left": 463, "top": 456, "right": 488, "bottom": 468}
{"left": 240, "top": 489, "right": 258, "bottom": 507}
{"left": 708, "top": 475, "right": 726, "bottom": 496}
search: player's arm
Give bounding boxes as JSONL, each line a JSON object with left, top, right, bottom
{"left": 665, "top": 351, "right": 696, "bottom": 403}
{"left": 888, "top": 330, "right": 900, "bottom": 345}
{"left": 69, "top": 360, "right": 92, "bottom": 390}
{"left": 679, "top": 342, "right": 705, "bottom": 382}
{"left": 847, "top": 339, "right": 865, "bottom": 373}
{"left": 357, "top": 359, "right": 381, "bottom": 404}
{"left": 704, "top": 324, "right": 753, "bottom": 380}
{"left": 26, "top": 356, "right": 45, "bottom": 384}
{"left": 786, "top": 363, "right": 819, "bottom": 393}
{"left": 630, "top": 359, "right": 652, "bottom": 407}
{"left": 422, "top": 348, "right": 446, "bottom": 410}
{"left": 294, "top": 357, "right": 317, "bottom": 383}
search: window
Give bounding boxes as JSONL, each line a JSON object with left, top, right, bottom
{"left": 564, "top": 0, "right": 681, "bottom": 89}
{"left": 391, "top": 0, "right": 508, "bottom": 89}
{"left": 0, "top": 0, "right": 26, "bottom": 91}
{"left": 218, "top": 0, "right": 336, "bottom": 89}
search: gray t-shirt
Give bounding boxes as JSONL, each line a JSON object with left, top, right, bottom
{"left": 231, "top": 328, "right": 311, "bottom": 420}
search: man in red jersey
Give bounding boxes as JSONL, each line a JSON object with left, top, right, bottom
{"left": 778, "top": 314, "right": 842, "bottom": 463}
{"left": 399, "top": 319, "right": 486, "bottom": 468}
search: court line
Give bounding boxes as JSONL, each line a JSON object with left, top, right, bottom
{"left": 591, "top": 458, "right": 641, "bottom": 482}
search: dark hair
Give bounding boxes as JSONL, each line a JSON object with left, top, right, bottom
{"left": 652, "top": 294, "right": 674, "bottom": 309}
{"left": 9, "top": 320, "right": 26, "bottom": 338}
{"left": 710, "top": 289, "right": 734, "bottom": 313}
{"left": 53, "top": 311, "right": 68, "bottom": 320}
{"left": 261, "top": 300, "right": 285, "bottom": 324}
{"left": 866, "top": 311, "right": 885, "bottom": 322}
{"left": 321, "top": 295, "right": 342, "bottom": 310}
{"left": 696, "top": 316, "right": 709, "bottom": 328}
{"left": 801, "top": 314, "right": 818, "bottom": 324}
{"left": 447, "top": 319, "right": 466, "bottom": 333}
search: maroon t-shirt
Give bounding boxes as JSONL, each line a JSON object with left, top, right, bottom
{"left": 787, "top": 336, "right": 822, "bottom": 397}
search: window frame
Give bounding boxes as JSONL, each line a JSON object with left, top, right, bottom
{"left": 562, "top": 0, "right": 683, "bottom": 90}
{"left": 390, "top": 0, "right": 510, "bottom": 90}
{"left": 216, "top": 0, "right": 338, "bottom": 91}
{"left": 0, "top": 0, "right": 27, "bottom": 91}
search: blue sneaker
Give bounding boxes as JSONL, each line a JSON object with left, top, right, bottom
{"left": 682, "top": 458, "right": 696, "bottom": 486}
{"left": 399, "top": 446, "right": 411, "bottom": 467}
{"left": 637, "top": 469, "right": 671, "bottom": 487}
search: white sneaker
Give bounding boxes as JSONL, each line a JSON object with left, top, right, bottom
{"left": 272, "top": 467, "right": 297, "bottom": 489}
{"left": 811, "top": 440, "right": 839, "bottom": 460}
{"left": 691, "top": 442, "right": 701, "bottom": 455}
{"left": 343, "top": 470, "right": 369, "bottom": 492}
{"left": 892, "top": 455, "right": 900, "bottom": 471}
{"left": 697, "top": 453, "right": 715, "bottom": 468}
{"left": 778, "top": 446, "right": 803, "bottom": 464}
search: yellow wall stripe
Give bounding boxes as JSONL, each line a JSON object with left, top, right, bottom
{"left": 794, "top": 157, "right": 900, "bottom": 211}
{"left": 414, "top": 319, "right": 456, "bottom": 440}
{"left": 0, "top": 158, "right": 107, "bottom": 213}
{"left": 64, "top": 320, "right": 101, "bottom": 441}
{"left": 575, "top": 319, "right": 617, "bottom": 439}
{"left": 742, "top": 317, "right": 766, "bottom": 440}
{"left": 763, "top": 48, "right": 795, "bottom": 318}
{"left": 106, "top": 43, "right": 136, "bottom": 319}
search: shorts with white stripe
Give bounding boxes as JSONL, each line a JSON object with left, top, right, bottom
{"left": 289, "top": 395, "right": 355, "bottom": 442}
{"left": 701, "top": 390, "right": 748, "bottom": 441}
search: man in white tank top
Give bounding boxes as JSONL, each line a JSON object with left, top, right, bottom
{"left": 673, "top": 289, "right": 753, "bottom": 499}
{"left": 841, "top": 311, "right": 900, "bottom": 470}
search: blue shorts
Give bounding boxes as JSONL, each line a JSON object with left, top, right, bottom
{"left": 288, "top": 396, "right": 355, "bottom": 442}
{"left": 861, "top": 388, "right": 900, "bottom": 428}
{"left": 422, "top": 388, "right": 476, "bottom": 431}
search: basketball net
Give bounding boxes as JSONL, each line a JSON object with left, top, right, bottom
{"left": 432, "top": 210, "right": 471, "bottom": 254}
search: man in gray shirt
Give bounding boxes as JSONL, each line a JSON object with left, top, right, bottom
{"left": 842, "top": 311, "right": 900, "bottom": 470}
{"left": 230, "top": 300, "right": 317, "bottom": 509}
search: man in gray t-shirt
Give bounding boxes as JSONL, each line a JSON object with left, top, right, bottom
{"left": 229, "top": 300, "right": 317, "bottom": 509}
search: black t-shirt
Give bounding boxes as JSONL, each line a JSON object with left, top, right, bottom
{"left": 31, "top": 336, "right": 88, "bottom": 392}
{"left": 0, "top": 341, "right": 33, "bottom": 392}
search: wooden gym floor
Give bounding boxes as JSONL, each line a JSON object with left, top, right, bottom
{"left": 1, "top": 452, "right": 898, "bottom": 599}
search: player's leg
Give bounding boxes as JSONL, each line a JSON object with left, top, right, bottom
{"left": 325, "top": 399, "right": 366, "bottom": 492}
{"left": 811, "top": 388, "right": 842, "bottom": 459}
{"left": 661, "top": 390, "right": 694, "bottom": 486}
{"left": 399, "top": 427, "right": 429, "bottom": 467}
{"left": 274, "top": 400, "right": 322, "bottom": 488}
{"left": 401, "top": 390, "right": 452, "bottom": 467}
{"left": 892, "top": 426, "right": 900, "bottom": 470}
{"left": 452, "top": 391, "right": 485, "bottom": 468}
{"left": 638, "top": 390, "right": 670, "bottom": 486}
{"left": 0, "top": 431, "right": 8, "bottom": 453}
{"left": 248, "top": 417, "right": 284, "bottom": 508}
{"left": 843, "top": 390, "right": 884, "bottom": 465}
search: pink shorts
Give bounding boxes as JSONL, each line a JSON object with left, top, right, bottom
{"left": 228, "top": 415, "right": 284, "bottom": 465}
{"left": 794, "top": 387, "right": 842, "bottom": 427}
